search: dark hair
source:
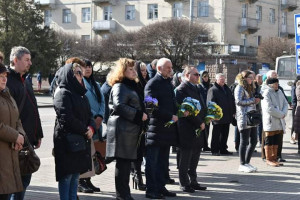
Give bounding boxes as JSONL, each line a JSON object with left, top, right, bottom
{"left": 294, "top": 75, "right": 300, "bottom": 86}
{"left": 83, "top": 59, "right": 102, "bottom": 103}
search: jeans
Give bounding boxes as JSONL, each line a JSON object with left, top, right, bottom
{"left": 239, "top": 127, "right": 257, "bottom": 165}
{"left": 145, "top": 145, "right": 169, "bottom": 195}
{"left": 58, "top": 173, "right": 80, "bottom": 200}
{"left": 9, "top": 174, "right": 32, "bottom": 200}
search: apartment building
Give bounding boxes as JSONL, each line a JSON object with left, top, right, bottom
{"left": 35, "top": 0, "right": 300, "bottom": 57}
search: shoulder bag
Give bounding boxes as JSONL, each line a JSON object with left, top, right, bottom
{"left": 93, "top": 151, "right": 107, "bottom": 175}
{"left": 65, "top": 133, "right": 87, "bottom": 153}
{"left": 19, "top": 135, "right": 41, "bottom": 175}
{"left": 246, "top": 110, "right": 262, "bottom": 126}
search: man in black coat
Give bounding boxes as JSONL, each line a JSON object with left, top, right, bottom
{"left": 144, "top": 58, "right": 178, "bottom": 199}
{"left": 7, "top": 46, "right": 43, "bottom": 200}
{"left": 146, "top": 59, "right": 158, "bottom": 79}
{"left": 207, "top": 73, "right": 236, "bottom": 156}
{"left": 175, "top": 66, "right": 207, "bottom": 193}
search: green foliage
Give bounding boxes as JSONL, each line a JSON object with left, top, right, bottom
{"left": 0, "top": 0, "right": 61, "bottom": 76}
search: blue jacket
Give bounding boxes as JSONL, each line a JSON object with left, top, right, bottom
{"left": 83, "top": 78, "right": 105, "bottom": 140}
{"left": 146, "top": 63, "right": 157, "bottom": 79}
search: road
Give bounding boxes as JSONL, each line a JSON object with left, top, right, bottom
{"left": 25, "top": 108, "right": 300, "bottom": 200}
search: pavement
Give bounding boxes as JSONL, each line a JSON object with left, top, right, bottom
{"left": 26, "top": 97, "right": 300, "bottom": 200}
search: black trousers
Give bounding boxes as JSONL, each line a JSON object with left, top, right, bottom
{"left": 0, "top": 194, "right": 9, "bottom": 200}
{"left": 115, "top": 158, "right": 132, "bottom": 198}
{"left": 178, "top": 148, "right": 201, "bottom": 187}
{"left": 239, "top": 128, "right": 257, "bottom": 165}
{"left": 211, "top": 123, "right": 230, "bottom": 153}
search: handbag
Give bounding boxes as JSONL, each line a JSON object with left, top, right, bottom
{"left": 19, "top": 135, "right": 41, "bottom": 175}
{"left": 93, "top": 151, "right": 107, "bottom": 175}
{"left": 246, "top": 110, "right": 262, "bottom": 126}
{"left": 65, "top": 133, "right": 87, "bottom": 153}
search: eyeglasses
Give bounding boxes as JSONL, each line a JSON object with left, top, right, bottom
{"left": 75, "top": 71, "right": 83, "bottom": 77}
{"left": 193, "top": 73, "right": 200, "bottom": 77}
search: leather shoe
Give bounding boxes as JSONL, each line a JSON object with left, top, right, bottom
{"left": 180, "top": 186, "right": 195, "bottom": 193}
{"left": 278, "top": 158, "right": 286, "bottom": 162}
{"left": 191, "top": 184, "right": 207, "bottom": 191}
{"left": 203, "top": 147, "right": 211, "bottom": 152}
{"left": 161, "top": 189, "right": 176, "bottom": 197}
{"left": 166, "top": 178, "right": 175, "bottom": 184}
{"left": 145, "top": 193, "right": 165, "bottom": 199}
{"left": 220, "top": 150, "right": 233, "bottom": 155}
{"left": 212, "top": 152, "right": 220, "bottom": 156}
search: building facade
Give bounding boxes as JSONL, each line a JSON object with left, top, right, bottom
{"left": 36, "top": 0, "right": 299, "bottom": 57}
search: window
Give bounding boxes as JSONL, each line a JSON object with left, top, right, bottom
{"left": 257, "top": 35, "right": 261, "bottom": 46}
{"left": 242, "top": 4, "right": 247, "bottom": 18}
{"left": 148, "top": 4, "right": 158, "bottom": 19}
{"left": 269, "top": 8, "right": 275, "bottom": 24}
{"left": 63, "top": 9, "right": 71, "bottom": 23}
{"left": 82, "top": 7, "right": 91, "bottom": 23}
{"left": 256, "top": 6, "right": 262, "bottom": 21}
{"left": 197, "top": 35, "right": 209, "bottom": 43}
{"left": 173, "top": 2, "right": 182, "bottom": 18}
{"left": 81, "top": 35, "right": 90, "bottom": 45}
{"left": 44, "top": 10, "right": 52, "bottom": 26}
{"left": 282, "top": 11, "right": 287, "bottom": 25}
{"left": 125, "top": 5, "right": 135, "bottom": 20}
{"left": 104, "top": 6, "right": 112, "bottom": 20}
{"left": 198, "top": 0, "right": 209, "bottom": 17}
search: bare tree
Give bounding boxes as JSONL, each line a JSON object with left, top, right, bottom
{"left": 100, "top": 32, "right": 137, "bottom": 61}
{"left": 257, "top": 37, "right": 295, "bottom": 67}
{"left": 136, "top": 19, "right": 214, "bottom": 70}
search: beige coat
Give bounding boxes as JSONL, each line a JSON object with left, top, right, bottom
{"left": 0, "top": 88, "right": 25, "bottom": 194}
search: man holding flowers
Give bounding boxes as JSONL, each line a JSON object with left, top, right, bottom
{"left": 207, "top": 73, "right": 236, "bottom": 156}
{"left": 175, "top": 65, "right": 207, "bottom": 193}
{"left": 144, "top": 58, "right": 178, "bottom": 199}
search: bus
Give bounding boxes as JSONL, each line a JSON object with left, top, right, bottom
{"left": 275, "top": 55, "right": 296, "bottom": 103}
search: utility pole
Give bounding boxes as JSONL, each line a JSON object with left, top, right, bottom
{"left": 188, "top": 0, "right": 194, "bottom": 65}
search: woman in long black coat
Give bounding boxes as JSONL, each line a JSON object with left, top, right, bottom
{"left": 105, "top": 58, "right": 147, "bottom": 200}
{"left": 53, "top": 63, "right": 95, "bottom": 200}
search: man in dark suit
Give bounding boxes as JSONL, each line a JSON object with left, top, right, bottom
{"left": 175, "top": 65, "right": 207, "bottom": 193}
{"left": 207, "top": 73, "right": 236, "bottom": 156}
{"left": 144, "top": 58, "right": 178, "bottom": 199}
{"left": 146, "top": 59, "right": 158, "bottom": 79}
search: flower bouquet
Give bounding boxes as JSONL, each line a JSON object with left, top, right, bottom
{"left": 144, "top": 96, "right": 158, "bottom": 115}
{"left": 137, "top": 96, "right": 158, "bottom": 147}
{"left": 165, "top": 97, "right": 201, "bottom": 128}
{"left": 204, "top": 101, "right": 223, "bottom": 124}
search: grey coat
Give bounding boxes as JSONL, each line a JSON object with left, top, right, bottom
{"left": 234, "top": 84, "right": 257, "bottom": 131}
{"left": 261, "top": 86, "right": 288, "bottom": 132}
{"left": 105, "top": 80, "right": 143, "bottom": 160}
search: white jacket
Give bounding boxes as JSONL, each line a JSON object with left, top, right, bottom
{"left": 261, "top": 86, "right": 288, "bottom": 132}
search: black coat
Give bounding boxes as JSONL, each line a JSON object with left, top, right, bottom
{"left": 105, "top": 79, "right": 143, "bottom": 160}
{"left": 144, "top": 74, "right": 178, "bottom": 147}
{"left": 176, "top": 81, "right": 207, "bottom": 149}
{"left": 207, "top": 82, "right": 236, "bottom": 125}
{"left": 100, "top": 81, "right": 112, "bottom": 124}
{"left": 53, "top": 64, "right": 95, "bottom": 181}
{"left": 7, "top": 68, "right": 43, "bottom": 146}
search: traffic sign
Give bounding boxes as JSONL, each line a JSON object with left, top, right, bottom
{"left": 295, "top": 14, "right": 300, "bottom": 44}
{"left": 297, "top": 44, "right": 300, "bottom": 74}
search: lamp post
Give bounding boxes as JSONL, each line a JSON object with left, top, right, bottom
{"left": 188, "top": 0, "right": 194, "bottom": 65}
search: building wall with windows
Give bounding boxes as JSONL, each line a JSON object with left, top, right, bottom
{"left": 39, "top": 0, "right": 299, "bottom": 54}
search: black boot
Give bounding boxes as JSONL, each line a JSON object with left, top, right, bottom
{"left": 132, "top": 161, "right": 146, "bottom": 191}
{"left": 77, "top": 178, "right": 93, "bottom": 193}
{"left": 85, "top": 177, "right": 100, "bottom": 192}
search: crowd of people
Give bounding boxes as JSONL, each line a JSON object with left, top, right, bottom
{"left": 1, "top": 46, "right": 300, "bottom": 200}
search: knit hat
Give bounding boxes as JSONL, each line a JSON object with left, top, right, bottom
{"left": 266, "top": 78, "right": 279, "bottom": 85}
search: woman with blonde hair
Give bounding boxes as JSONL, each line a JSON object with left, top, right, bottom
{"left": 105, "top": 58, "right": 148, "bottom": 200}
{"left": 235, "top": 70, "right": 260, "bottom": 173}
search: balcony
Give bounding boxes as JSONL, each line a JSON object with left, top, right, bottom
{"left": 280, "top": 24, "right": 295, "bottom": 38}
{"left": 34, "top": 0, "right": 55, "bottom": 8}
{"left": 239, "top": 0, "right": 258, "bottom": 4}
{"left": 281, "top": 0, "right": 298, "bottom": 12}
{"left": 238, "top": 17, "right": 259, "bottom": 34}
{"left": 93, "top": 0, "right": 116, "bottom": 5}
{"left": 229, "top": 45, "right": 257, "bottom": 57}
{"left": 93, "top": 20, "right": 116, "bottom": 32}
